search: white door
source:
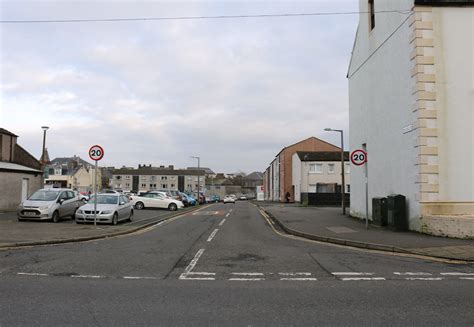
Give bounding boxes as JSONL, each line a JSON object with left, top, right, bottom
{"left": 21, "top": 178, "right": 29, "bottom": 201}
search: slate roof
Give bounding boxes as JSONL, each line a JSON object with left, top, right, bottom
{"left": 113, "top": 168, "right": 205, "bottom": 176}
{"left": 296, "top": 151, "right": 349, "bottom": 162}
{"left": 244, "top": 172, "right": 264, "bottom": 180}
{"left": 187, "top": 167, "right": 215, "bottom": 174}
{"left": 50, "top": 156, "right": 93, "bottom": 168}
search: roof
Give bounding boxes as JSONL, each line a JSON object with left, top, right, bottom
{"left": 50, "top": 156, "right": 93, "bottom": 168}
{"left": 275, "top": 137, "right": 340, "bottom": 157}
{"left": 0, "top": 128, "right": 18, "bottom": 137}
{"left": 296, "top": 151, "right": 350, "bottom": 162}
{"left": 0, "top": 161, "right": 42, "bottom": 173}
{"left": 415, "top": 0, "right": 474, "bottom": 5}
{"left": 113, "top": 168, "right": 205, "bottom": 176}
{"left": 244, "top": 172, "right": 264, "bottom": 180}
{"left": 187, "top": 167, "right": 215, "bottom": 174}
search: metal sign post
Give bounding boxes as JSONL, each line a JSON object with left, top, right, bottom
{"left": 350, "top": 149, "right": 368, "bottom": 229}
{"left": 89, "top": 145, "right": 104, "bottom": 228}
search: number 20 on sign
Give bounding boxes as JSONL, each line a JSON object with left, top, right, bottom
{"left": 89, "top": 145, "right": 104, "bottom": 161}
{"left": 350, "top": 149, "right": 367, "bottom": 166}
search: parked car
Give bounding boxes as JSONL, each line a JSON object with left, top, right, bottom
{"left": 75, "top": 194, "right": 133, "bottom": 225}
{"left": 239, "top": 195, "right": 248, "bottom": 201}
{"left": 17, "top": 188, "right": 82, "bottom": 223}
{"left": 131, "top": 193, "right": 184, "bottom": 211}
{"left": 180, "top": 192, "right": 197, "bottom": 206}
{"left": 210, "top": 195, "right": 220, "bottom": 203}
{"left": 223, "top": 196, "right": 235, "bottom": 204}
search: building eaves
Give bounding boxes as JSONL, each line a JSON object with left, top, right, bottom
{"left": 0, "top": 128, "right": 18, "bottom": 137}
{"left": 297, "top": 151, "right": 350, "bottom": 162}
{"left": 415, "top": 0, "right": 474, "bottom": 5}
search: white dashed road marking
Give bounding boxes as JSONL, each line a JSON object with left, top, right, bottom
{"left": 440, "top": 272, "right": 474, "bottom": 276}
{"left": 123, "top": 276, "right": 158, "bottom": 280}
{"left": 405, "top": 277, "right": 444, "bottom": 281}
{"left": 219, "top": 218, "right": 226, "bottom": 226}
{"left": 225, "top": 213, "right": 230, "bottom": 218}
{"left": 71, "top": 275, "right": 105, "bottom": 279}
{"left": 394, "top": 272, "right": 432, "bottom": 276}
{"left": 229, "top": 278, "right": 265, "bottom": 281}
{"left": 17, "top": 272, "right": 48, "bottom": 277}
{"left": 332, "top": 272, "right": 374, "bottom": 276}
{"left": 280, "top": 278, "right": 318, "bottom": 281}
{"left": 341, "top": 277, "right": 386, "bottom": 281}
{"left": 179, "top": 248, "right": 212, "bottom": 280}
{"left": 207, "top": 229, "right": 219, "bottom": 242}
{"left": 231, "top": 272, "right": 264, "bottom": 276}
{"left": 279, "top": 272, "right": 312, "bottom": 276}
{"left": 459, "top": 277, "right": 474, "bottom": 280}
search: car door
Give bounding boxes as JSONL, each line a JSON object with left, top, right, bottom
{"left": 155, "top": 194, "right": 168, "bottom": 209}
{"left": 57, "top": 191, "right": 69, "bottom": 217}
{"left": 118, "top": 196, "right": 128, "bottom": 220}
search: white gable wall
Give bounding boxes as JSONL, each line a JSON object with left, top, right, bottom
{"left": 348, "top": 0, "right": 421, "bottom": 226}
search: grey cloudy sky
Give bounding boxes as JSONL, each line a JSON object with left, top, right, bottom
{"left": 1, "top": 0, "right": 358, "bottom": 174}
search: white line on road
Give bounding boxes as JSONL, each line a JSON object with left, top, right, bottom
{"left": 459, "top": 277, "right": 474, "bottom": 280}
{"left": 219, "top": 218, "right": 226, "bottom": 226}
{"left": 280, "top": 278, "right": 317, "bottom": 281}
{"left": 229, "top": 209, "right": 233, "bottom": 213}
{"left": 17, "top": 272, "right": 48, "bottom": 276}
{"left": 207, "top": 229, "right": 219, "bottom": 242}
{"left": 405, "top": 277, "right": 444, "bottom": 281}
{"left": 123, "top": 276, "right": 158, "bottom": 280}
{"left": 71, "top": 275, "right": 105, "bottom": 279}
{"left": 231, "top": 272, "right": 264, "bottom": 276}
{"left": 341, "top": 277, "right": 386, "bottom": 281}
{"left": 394, "top": 272, "right": 432, "bottom": 276}
{"left": 279, "top": 272, "right": 312, "bottom": 276}
{"left": 333, "top": 272, "right": 374, "bottom": 276}
{"left": 229, "top": 278, "right": 265, "bottom": 281}
{"left": 179, "top": 274, "right": 215, "bottom": 280}
{"left": 183, "top": 248, "right": 205, "bottom": 274}
{"left": 225, "top": 213, "right": 230, "bottom": 218}
{"left": 187, "top": 272, "right": 216, "bottom": 275}
{"left": 440, "top": 272, "right": 474, "bottom": 276}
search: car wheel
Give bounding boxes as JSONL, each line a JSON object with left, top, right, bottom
{"left": 128, "top": 210, "right": 133, "bottom": 222}
{"left": 112, "top": 212, "right": 118, "bottom": 225}
{"left": 135, "top": 202, "right": 144, "bottom": 210}
{"left": 168, "top": 203, "right": 177, "bottom": 211}
{"left": 52, "top": 211, "right": 60, "bottom": 223}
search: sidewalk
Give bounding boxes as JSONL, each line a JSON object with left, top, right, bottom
{"left": 0, "top": 205, "right": 204, "bottom": 249}
{"left": 257, "top": 202, "right": 474, "bottom": 261}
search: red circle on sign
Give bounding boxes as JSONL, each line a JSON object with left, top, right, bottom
{"left": 89, "top": 145, "right": 104, "bottom": 161}
{"left": 350, "top": 149, "right": 367, "bottom": 166}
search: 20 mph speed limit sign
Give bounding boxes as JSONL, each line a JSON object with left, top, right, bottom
{"left": 350, "top": 149, "right": 367, "bottom": 166}
{"left": 89, "top": 145, "right": 104, "bottom": 161}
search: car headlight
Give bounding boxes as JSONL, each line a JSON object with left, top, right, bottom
{"left": 101, "top": 210, "right": 113, "bottom": 214}
{"left": 76, "top": 210, "right": 83, "bottom": 214}
{"left": 39, "top": 205, "right": 51, "bottom": 210}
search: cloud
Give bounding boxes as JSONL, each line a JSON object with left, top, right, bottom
{"left": 1, "top": 1, "right": 358, "bottom": 173}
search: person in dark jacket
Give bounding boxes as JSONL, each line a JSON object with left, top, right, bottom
{"left": 285, "top": 192, "right": 291, "bottom": 203}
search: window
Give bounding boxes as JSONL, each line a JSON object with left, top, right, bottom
{"left": 328, "top": 164, "right": 335, "bottom": 174}
{"left": 310, "top": 163, "right": 323, "bottom": 173}
{"left": 151, "top": 176, "right": 156, "bottom": 181}
{"left": 308, "top": 184, "right": 317, "bottom": 193}
{"left": 125, "top": 175, "right": 130, "bottom": 180}
{"left": 161, "top": 176, "right": 167, "bottom": 180}
{"left": 162, "top": 184, "right": 168, "bottom": 189}
{"left": 125, "top": 183, "right": 130, "bottom": 187}
{"left": 116, "top": 176, "right": 122, "bottom": 180}
{"left": 141, "top": 176, "right": 147, "bottom": 180}
{"left": 54, "top": 167, "right": 61, "bottom": 175}
{"left": 346, "top": 184, "right": 351, "bottom": 193}
{"left": 141, "top": 184, "right": 146, "bottom": 188}
{"left": 317, "top": 184, "right": 328, "bottom": 193}
{"left": 345, "top": 163, "right": 350, "bottom": 174}
{"left": 368, "top": 0, "right": 375, "bottom": 30}
{"left": 171, "top": 184, "right": 175, "bottom": 188}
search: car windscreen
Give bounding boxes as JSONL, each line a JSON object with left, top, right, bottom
{"left": 28, "top": 190, "right": 60, "bottom": 201}
{"left": 89, "top": 195, "right": 118, "bottom": 205}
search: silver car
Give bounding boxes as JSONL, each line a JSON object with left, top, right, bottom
{"left": 17, "top": 188, "right": 81, "bottom": 223}
{"left": 75, "top": 194, "right": 133, "bottom": 225}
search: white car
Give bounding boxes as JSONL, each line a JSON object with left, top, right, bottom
{"left": 131, "top": 193, "right": 184, "bottom": 211}
{"left": 223, "top": 196, "right": 235, "bottom": 204}
{"left": 75, "top": 194, "right": 133, "bottom": 225}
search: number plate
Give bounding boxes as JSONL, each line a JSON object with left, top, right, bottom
{"left": 24, "top": 212, "right": 36, "bottom": 216}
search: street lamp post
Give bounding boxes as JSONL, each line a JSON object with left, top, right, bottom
{"left": 41, "top": 126, "right": 49, "bottom": 183}
{"left": 324, "top": 128, "right": 346, "bottom": 215}
{"left": 191, "top": 156, "right": 200, "bottom": 205}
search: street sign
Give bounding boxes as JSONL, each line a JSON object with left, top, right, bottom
{"left": 350, "top": 149, "right": 367, "bottom": 166}
{"left": 89, "top": 145, "right": 104, "bottom": 161}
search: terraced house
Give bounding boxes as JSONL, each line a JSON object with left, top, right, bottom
{"left": 348, "top": 0, "right": 474, "bottom": 237}
{"left": 111, "top": 164, "right": 205, "bottom": 193}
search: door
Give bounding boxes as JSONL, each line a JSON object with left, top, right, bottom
{"left": 58, "top": 191, "right": 69, "bottom": 216}
{"left": 178, "top": 176, "right": 185, "bottom": 192}
{"left": 21, "top": 178, "right": 29, "bottom": 201}
{"left": 132, "top": 176, "right": 139, "bottom": 192}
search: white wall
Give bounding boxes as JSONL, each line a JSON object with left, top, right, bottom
{"left": 348, "top": 0, "right": 420, "bottom": 223}
{"left": 292, "top": 153, "right": 302, "bottom": 202}
{"left": 433, "top": 7, "right": 474, "bottom": 201}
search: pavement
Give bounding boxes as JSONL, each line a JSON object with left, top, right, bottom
{"left": 0, "top": 205, "right": 206, "bottom": 248}
{"left": 257, "top": 202, "right": 474, "bottom": 261}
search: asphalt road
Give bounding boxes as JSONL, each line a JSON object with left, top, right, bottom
{"left": 1, "top": 201, "right": 473, "bottom": 326}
